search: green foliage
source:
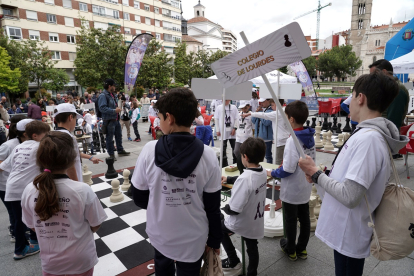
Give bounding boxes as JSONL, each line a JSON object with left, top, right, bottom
{"left": 279, "top": 66, "right": 288, "bottom": 74}
{"left": 132, "top": 85, "right": 145, "bottom": 98}
{"left": 0, "top": 46, "right": 21, "bottom": 93}
{"left": 35, "top": 88, "right": 51, "bottom": 101}
{"left": 86, "top": 87, "right": 98, "bottom": 93}
{"left": 302, "top": 56, "right": 317, "bottom": 77}
{"left": 168, "top": 82, "right": 185, "bottom": 89}
{"left": 74, "top": 22, "right": 127, "bottom": 88}
{"left": 42, "top": 69, "right": 70, "bottom": 92}
{"left": 317, "top": 45, "right": 362, "bottom": 81}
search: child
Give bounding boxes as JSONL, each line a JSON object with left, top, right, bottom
{"left": 148, "top": 100, "right": 157, "bottom": 134}
{"left": 54, "top": 103, "right": 102, "bottom": 182}
{"left": 131, "top": 88, "right": 222, "bottom": 275}
{"left": 153, "top": 114, "right": 163, "bottom": 140}
{"left": 234, "top": 101, "right": 253, "bottom": 174}
{"left": 298, "top": 71, "right": 408, "bottom": 275}
{"left": 0, "top": 115, "right": 26, "bottom": 241}
{"left": 190, "top": 110, "right": 204, "bottom": 135}
{"left": 220, "top": 137, "right": 267, "bottom": 275}
{"left": 78, "top": 119, "right": 94, "bottom": 155}
{"left": 268, "top": 100, "right": 315, "bottom": 261}
{"left": 0, "top": 120, "right": 50, "bottom": 260}
{"left": 130, "top": 101, "right": 141, "bottom": 142}
{"left": 21, "top": 131, "right": 108, "bottom": 276}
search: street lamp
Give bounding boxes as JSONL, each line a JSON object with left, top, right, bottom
{"left": 202, "top": 44, "right": 210, "bottom": 78}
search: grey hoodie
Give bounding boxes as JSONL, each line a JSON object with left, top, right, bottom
{"left": 357, "top": 117, "right": 409, "bottom": 155}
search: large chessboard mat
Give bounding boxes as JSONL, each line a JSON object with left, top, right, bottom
{"left": 91, "top": 168, "right": 282, "bottom": 276}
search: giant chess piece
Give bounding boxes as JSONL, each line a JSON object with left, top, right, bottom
{"left": 311, "top": 185, "right": 321, "bottom": 218}
{"left": 311, "top": 117, "right": 316, "bottom": 129}
{"left": 323, "top": 131, "right": 334, "bottom": 151}
{"left": 110, "top": 179, "right": 124, "bottom": 203}
{"left": 82, "top": 164, "right": 93, "bottom": 186}
{"left": 331, "top": 117, "right": 338, "bottom": 133}
{"left": 105, "top": 157, "right": 118, "bottom": 179}
{"left": 121, "top": 169, "right": 131, "bottom": 191}
{"left": 336, "top": 133, "right": 344, "bottom": 147}
{"left": 322, "top": 131, "right": 328, "bottom": 145}
{"left": 336, "top": 123, "right": 342, "bottom": 134}
{"left": 322, "top": 116, "right": 328, "bottom": 131}
{"left": 343, "top": 117, "right": 352, "bottom": 133}
{"left": 327, "top": 122, "right": 332, "bottom": 132}
{"left": 315, "top": 125, "right": 324, "bottom": 148}
{"left": 309, "top": 196, "right": 318, "bottom": 231}
{"left": 343, "top": 132, "right": 351, "bottom": 142}
{"left": 306, "top": 120, "right": 310, "bottom": 128}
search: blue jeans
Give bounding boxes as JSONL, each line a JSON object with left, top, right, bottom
{"left": 0, "top": 190, "right": 14, "bottom": 233}
{"left": 105, "top": 120, "right": 124, "bottom": 155}
{"left": 334, "top": 250, "right": 365, "bottom": 276}
{"left": 10, "top": 200, "right": 37, "bottom": 254}
{"left": 265, "top": 141, "right": 273, "bottom": 164}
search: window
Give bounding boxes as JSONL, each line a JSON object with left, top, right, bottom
{"left": 6, "top": 27, "right": 22, "bottom": 40}
{"left": 146, "top": 31, "right": 151, "bottom": 34}
{"left": 154, "top": 7, "right": 159, "bottom": 14}
{"left": 358, "top": 19, "right": 363, "bottom": 29}
{"left": 155, "top": 33, "right": 160, "bottom": 40}
{"left": 79, "top": 2, "right": 88, "bottom": 11}
{"left": 373, "top": 56, "right": 377, "bottom": 63}
{"left": 378, "top": 40, "right": 380, "bottom": 46}
{"left": 135, "top": 16, "right": 140, "bottom": 23}
{"left": 82, "top": 20, "right": 89, "bottom": 29}
{"left": 134, "top": 1, "right": 140, "bottom": 9}
{"left": 155, "top": 20, "right": 160, "bottom": 27}
{"left": 51, "top": 51, "right": 61, "bottom": 60}
{"left": 109, "top": 9, "right": 119, "bottom": 19}
{"left": 124, "top": 12, "right": 129, "bottom": 20}
{"left": 92, "top": 5, "right": 105, "bottom": 16}
{"left": 94, "top": 22, "right": 108, "bottom": 30}
{"left": 45, "top": 0, "right": 54, "bottom": 5}
{"left": 67, "top": 35, "right": 76, "bottom": 43}
{"left": 122, "top": 0, "right": 129, "bottom": 6}
{"left": 3, "top": 9, "right": 12, "bottom": 16}
{"left": 69, "top": 52, "right": 76, "bottom": 61}
{"left": 63, "top": 0, "right": 72, "bottom": 8}
{"left": 26, "top": 10, "right": 38, "bottom": 21}
{"left": 47, "top": 14, "right": 56, "bottom": 24}
{"left": 65, "top": 17, "right": 74, "bottom": 27}
{"left": 29, "top": 30, "right": 40, "bottom": 40}
{"left": 144, "top": 5, "right": 150, "bottom": 11}
{"left": 145, "top": 17, "right": 150, "bottom": 25}
{"left": 49, "top": 33, "right": 59, "bottom": 42}
{"left": 124, "top": 27, "right": 131, "bottom": 34}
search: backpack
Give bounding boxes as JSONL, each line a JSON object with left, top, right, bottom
{"left": 365, "top": 135, "right": 414, "bottom": 261}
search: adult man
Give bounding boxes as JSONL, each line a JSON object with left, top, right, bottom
{"left": 154, "top": 89, "right": 160, "bottom": 100}
{"left": 140, "top": 93, "right": 150, "bottom": 104}
{"left": 84, "top": 92, "right": 91, "bottom": 104}
{"left": 8, "top": 105, "right": 22, "bottom": 114}
{"left": 55, "top": 94, "right": 65, "bottom": 105}
{"left": 15, "top": 99, "right": 26, "bottom": 113}
{"left": 91, "top": 92, "right": 99, "bottom": 103}
{"left": 252, "top": 98, "right": 274, "bottom": 163}
{"left": 98, "top": 79, "right": 130, "bottom": 160}
{"left": 214, "top": 100, "right": 238, "bottom": 167}
{"left": 148, "top": 89, "right": 155, "bottom": 101}
{"left": 369, "top": 59, "right": 409, "bottom": 159}
{"left": 0, "top": 97, "right": 9, "bottom": 109}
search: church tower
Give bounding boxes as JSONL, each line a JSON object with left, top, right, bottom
{"left": 194, "top": 1, "right": 205, "bottom": 18}
{"left": 349, "top": 0, "right": 373, "bottom": 57}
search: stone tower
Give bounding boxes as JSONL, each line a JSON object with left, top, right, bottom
{"left": 349, "top": 0, "right": 373, "bottom": 58}
{"left": 194, "top": 1, "right": 205, "bottom": 18}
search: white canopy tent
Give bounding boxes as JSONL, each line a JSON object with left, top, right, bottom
{"left": 390, "top": 50, "right": 414, "bottom": 74}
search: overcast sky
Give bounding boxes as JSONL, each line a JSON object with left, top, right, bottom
{"left": 182, "top": 0, "right": 414, "bottom": 47}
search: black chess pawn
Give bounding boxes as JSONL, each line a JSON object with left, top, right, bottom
{"left": 327, "top": 122, "right": 332, "bottom": 132}
{"left": 311, "top": 117, "right": 316, "bottom": 128}
{"left": 322, "top": 116, "right": 328, "bottom": 131}
{"left": 336, "top": 123, "right": 342, "bottom": 134}
{"left": 105, "top": 157, "right": 118, "bottom": 179}
{"left": 306, "top": 120, "right": 310, "bottom": 128}
{"left": 343, "top": 117, "right": 352, "bottom": 133}
{"left": 284, "top": 34, "right": 292, "bottom": 47}
{"left": 331, "top": 117, "right": 338, "bottom": 132}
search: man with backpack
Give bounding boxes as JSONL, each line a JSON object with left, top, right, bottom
{"left": 97, "top": 79, "right": 130, "bottom": 161}
{"left": 298, "top": 71, "right": 408, "bottom": 276}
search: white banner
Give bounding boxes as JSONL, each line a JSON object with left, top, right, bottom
{"left": 211, "top": 22, "right": 311, "bottom": 88}
{"left": 191, "top": 78, "right": 252, "bottom": 100}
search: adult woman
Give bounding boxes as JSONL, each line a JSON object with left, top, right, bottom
{"left": 79, "top": 97, "right": 85, "bottom": 110}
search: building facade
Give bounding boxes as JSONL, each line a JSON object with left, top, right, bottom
{"left": 0, "top": 0, "right": 182, "bottom": 93}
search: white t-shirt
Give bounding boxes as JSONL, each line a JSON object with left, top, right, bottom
{"left": 235, "top": 111, "right": 253, "bottom": 143}
{"left": 132, "top": 141, "right": 221, "bottom": 262}
{"left": 21, "top": 177, "right": 107, "bottom": 275}
{"left": 224, "top": 168, "right": 267, "bottom": 239}
{"left": 57, "top": 129, "right": 83, "bottom": 182}
{"left": 84, "top": 113, "right": 93, "bottom": 126}
{"left": 249, "top": 98, "right": 259, "bottom": 114}
{"left": 0, "top": 140, "right": 40, "bottom": 201}
{"left": 153, "top": 117, "right": 160, "bottom": 128}
{"left": 251, "top": 109, "right": 290, "bottom": 147}
{"left": 316, "top": 129, "right": 389, "bottom": 259}
{"left": 82, "top": 123, "right": 93, "bottom": 143}
{"left": 91, "top": 115, "right": 97, "bottom": 126}
{"left": 0, "top": 138, "right": 20, "bottom": 191}
{"left": 280, "top": 135, "right": 315, "bottom": 204}
{"left": 148, "top": 106, "right": 157, "bottom": 117}
{"left": 130, "top": 108, "right": 140, "bottom": 124}
{"left": 214, "top": 104, "right": 238, "bottom": 140}
{"left": 210, "top": 100, "right": 222, "bottom": 112}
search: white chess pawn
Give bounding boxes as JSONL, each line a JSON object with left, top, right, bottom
{"left": 343, "top": 133, "right": 351, "bottom": 142}
{"left": 311, "top": 185, "right": 321, "bottom": 218}
{"left": 309, "top": 196, "right": 318, "bottom": 231}
{"left": 323, "top": 131, "right": 334, "bottom": 151}
{"left": 121, "top": 169, "right": 131, "bottom": 191}
{"left": 322, "top": 131, "right": 327, "bottom": 145}
{"left": 110, "top": 179, "right": 124, "bottom": 203}
{"left": 336, "top": 133, "right": 344, "bottom": 147}
{"left": 315, "top": 126, "right": 323, "bottom": 148}
{"left": 82, "top": 164, "right": 93, "bottom": 186}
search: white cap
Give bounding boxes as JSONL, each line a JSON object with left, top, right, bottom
{"left": 252, "top": 88, "right": 258, "bottom": 92}
{"left": 258, "top": 98, "right": 266, "bottom": 103}
{"left": 238, "top": 100, "right": 251, "bottom": 109}
{"left": 78, "top": 118, "right": 84, "bottom": 125}
{"left": 53, "top": 103, "right": 83, "bottom": 119}
{"left": 16, "top": 119, "right": 34, "bottom": 131}
{"left": 151, "top": 100, "right": 157, "bottom": 103}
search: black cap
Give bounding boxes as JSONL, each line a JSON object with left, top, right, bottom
{"left": 104, "top": 78, "right": 117, "bottom": 86}
{"left": 369, "top": 59, "right": 393, "bottom": 73}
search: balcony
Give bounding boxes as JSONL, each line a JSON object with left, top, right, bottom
{"left": 161, "top": 0, "right": 171, "bottom": 5}
{"left": 0, "top": 14, "right": 19, "bottom": 20}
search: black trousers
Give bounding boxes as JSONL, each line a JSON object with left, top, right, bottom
{"left": 154, "top": 247, "right": 203, "bottom": 276}
{"left": 10, "top": 200, "right": 37, "bottom": 254}
{"left": 334, "top": 250, "right": 365, "bottom": 276}
{"left": 221, "top": 220, "right": 259, "bottom": 276}
{"left": 132, "top": 121, "right": 140, "bottom": 139}
{"left": 283, "top": 201, "right": 310, "bottom": 254}
{"left": 223, "top": 138, "right": 236, "bottom": 164}
{"left": 0, "top": 190, "right": 14, "bottom": 233}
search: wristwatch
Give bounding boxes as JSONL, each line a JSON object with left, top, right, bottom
{"left": 311, "top": 170, "right": 323, "bottom": 184}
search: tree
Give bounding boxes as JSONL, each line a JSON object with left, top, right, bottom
{"left": 317, "top": 45, "right": 362, "bottom": 81}
{"left": 0, "top": 46, "right": 21, "bottom": 93}
{"left": 173, "top": 42, "right": 191, "bottom": 85}
{"left": 42, "top": 69, "right": 70, "bottom": 93}
{"left": 302, "top": 56, "right": 317, "bottom": 78}
{"left": 75, "top": 23, "right": 127, "bottom": 88}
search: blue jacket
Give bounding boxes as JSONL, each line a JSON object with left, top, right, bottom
{"left": 252, "top": 107, "right": 273, "bottom": 141}
{"left": 98, "top": 90, "right": 118, "bottom": 121}
{"left": 340, "top": 102, "right": 357, "bottom": 125}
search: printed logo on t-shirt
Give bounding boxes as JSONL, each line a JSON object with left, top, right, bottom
{"left": 57, "top": 235, "right": 68, "bottom": 238}
{"left": 45, "top": 222, "right": 59, "bottom": 227}
{"left": 63, "top": 214, "right": 68, "bottom": 219}
{"left": 409, "top": 223, "right": 414, "bottom": 239}
{"left": 254, "top": 200, "right": 265, "bottom": 220}
{"left": 162, "top": 178, "right": 172, "bottom": 182}
{"left": 172, "top": 188, "right": 184, "bottom": 193}
{"left": 57, "top": 228, "right": 67, "bottom": 234}
{"left": 188, "top": 180, "right": 195, "bottom": 184}
{"left": 62, "top": 223, "right": 70, "bottom": 227}
{"left": 39, "top": 229, "right": 53, "bottom": 234}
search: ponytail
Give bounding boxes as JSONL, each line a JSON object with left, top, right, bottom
{"left": 34, "top": 171, "right": 59, "bottom": 221}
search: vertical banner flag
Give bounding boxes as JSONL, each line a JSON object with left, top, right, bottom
{"left": 288, "top": 61, "right": 315, "bottom": 97}
{"left": 124, "top": 33, "right": 153, "bottom": 95}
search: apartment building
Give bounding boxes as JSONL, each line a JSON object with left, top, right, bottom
{"left": 222, "top": 29, "right": 236, "bottom": 53}
{"left": 0, "top": 0, "right": 182, "bottom": 92}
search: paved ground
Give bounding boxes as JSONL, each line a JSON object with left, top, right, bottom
{"left": 0, "top": 119, "right": 413, "bottom": 276}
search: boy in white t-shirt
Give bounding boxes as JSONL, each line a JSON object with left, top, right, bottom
{"left": 299, "top": 71, "right": 408, "bottom": 275}
{"left": 234, "top": 101, "right": 253, "bottom": 174}
{"left": 78, "top": 119, "right": 94, "bottom": 154}
{"left": 220, "top": 137, "right": 267, "bottom": 275}
{"left": 0, "top": 120, "right": 50, "bottom": 260}
{"left": 21, "top": 131, "right": 107, "bottom": 275}
{"left": 268, "top": 101, "right": 316, "bottom": 261}
{"left": 131, "top": 88, "right": 222, "bottom": 275}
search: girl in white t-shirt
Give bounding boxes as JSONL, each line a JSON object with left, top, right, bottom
{"left": 21, "top": 131, "right": 107, "bottom": 276}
